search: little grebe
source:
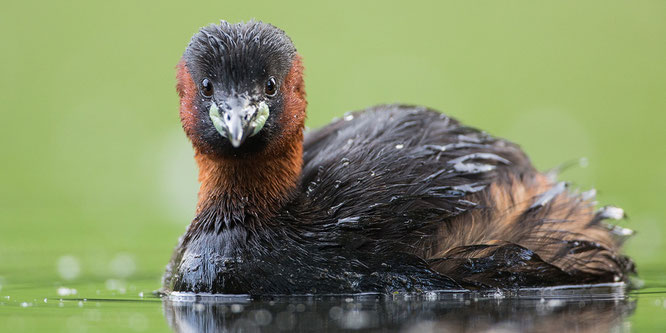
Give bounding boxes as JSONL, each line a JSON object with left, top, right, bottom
{"left": 162, "top": 21, "right": 634, "bottom": 294}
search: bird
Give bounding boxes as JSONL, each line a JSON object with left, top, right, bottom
{"left": 162, "top": 20, "right": 634, "bottom": 295}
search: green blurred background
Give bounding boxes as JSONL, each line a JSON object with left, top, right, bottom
{"left": 1, "top": 0, "right": 665, "bottom": 331}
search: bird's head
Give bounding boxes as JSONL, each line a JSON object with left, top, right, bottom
{"left": 177, "top": 21, "right": 306, "bottom": 157}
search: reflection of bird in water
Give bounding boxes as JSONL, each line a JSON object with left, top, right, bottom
{"left": 162, "top": 285, "right": 635, "bottom": 332}
{"left": 162, "top": 20, "right": 634, "bottom": 294}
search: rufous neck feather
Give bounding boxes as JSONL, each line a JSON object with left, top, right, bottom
{"left": 194, "top": 137, "right": 303, "bottom": 218}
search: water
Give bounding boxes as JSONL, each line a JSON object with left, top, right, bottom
{"left": 2, "top": 277, "right": 665, "bottom": 332}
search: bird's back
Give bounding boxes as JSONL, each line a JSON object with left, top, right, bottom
{"left": 300, "top": 105, "right": 634, "bottom": 288}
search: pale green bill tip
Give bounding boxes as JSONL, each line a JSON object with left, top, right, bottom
{"left": 208, "top": 104, "right": 227, "bottom": 138}
{"left": 251, "top": 102, "right": 270, "bottom": 136}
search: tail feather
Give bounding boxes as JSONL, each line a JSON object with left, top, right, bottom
{"left": 430, "top": 172, "right": 635, "bottom": 286}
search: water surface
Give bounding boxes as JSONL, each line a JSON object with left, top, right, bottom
{"left": 2, "top": 277, "right": 665, "bottom": 332}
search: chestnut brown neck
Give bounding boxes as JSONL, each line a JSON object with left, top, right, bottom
{"left": 193, "top": 135, "right": 303, "bottom": 219}
{"left": 183, "top": 56, "right": 307, "bottom": 221}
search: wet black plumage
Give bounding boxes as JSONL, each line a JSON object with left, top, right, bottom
{"left": 163, "top": 21, "right": 634, "bottom": 295}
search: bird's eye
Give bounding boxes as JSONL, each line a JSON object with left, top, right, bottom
{"left": 264, "top": 77, "right": 277, "bottom": 97}
{"left": 201, "top": 78, "right": 213, "bottom": 97}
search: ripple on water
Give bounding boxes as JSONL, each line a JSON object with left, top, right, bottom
{"left": 160, "top": 282, "right": 636, "bottom": 332}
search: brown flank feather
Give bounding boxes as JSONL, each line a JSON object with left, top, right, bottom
{"left": 432, "top": 173, "right": 631, "bottom": 279}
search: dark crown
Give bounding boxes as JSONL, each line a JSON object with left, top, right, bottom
{"left": 184, "top": 20, "right": 297, "bottom": 89}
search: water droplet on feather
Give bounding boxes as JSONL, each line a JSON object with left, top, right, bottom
{"left": 530, "top": 182, "right": 568, "bottom": 209}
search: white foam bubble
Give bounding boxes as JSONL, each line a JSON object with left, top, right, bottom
{"left": 231, "top": 304, "right": 244, "bottom": 313}
{"left": 105, "top": 279, "right": 127, "bottom": 294}
{"left": 57, "top": 287, "right": 78, "bottom": 296}
{"left": 109, "top": 253, "right": 136, "bottom": 278}
{"left": 57, "top": 256, "right": 81, "bottom": 281}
